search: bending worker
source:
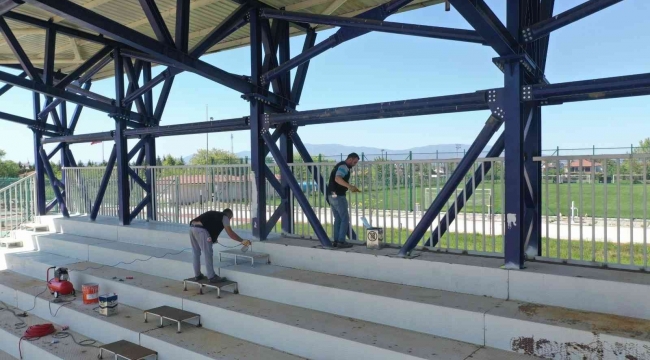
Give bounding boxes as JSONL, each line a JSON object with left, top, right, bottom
{"left": 327, "top": 153, "right": 360, "bottom": 248}
{"left": 189, "top": 208, "right": 251, "bottom": 283}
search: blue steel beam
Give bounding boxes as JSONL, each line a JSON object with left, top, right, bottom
{"left": 263, "top": 131, "right": 333, "bottom": 247}
{"left": 175, "top": 0, "right": 190, "bottom": 52}
{"left": 447, "top": 0, "right": 517, "bottom": 57}
{"left": 264, "top": 165, "right": 285, "bottom": 198}
{"left": 269, "top": 91, "right": 489, "bottom": 125}
{"left": 143, "top": 61, "right": 156, "bottom": 220}
{"left": 398, "top": 115, "right": 504, "bottom": 256}
{"left": 260, "top": 18, "right": 284, "bottom": 94}
{"left": 59, "top": 100, "right": 68, "bottom": 187}
{"left": 32, "top": 94, "right": 46, "bottom": 215}
{"left": 129, "top": 194, "right": 151, "bottom": 222}
{"left": 138, "top": 0, "right": 175, "bottom": 45}
{"left": 127, "top": 168, "right": 150, "bottom": 193}
{"left": 277, "top": 19, "right": 292, "bottom": 234}
{"left": 0, "top": 71, "right": 24, "bottom": 96}
{"left": 90, "top": 145, "right": 116, "bottom": 220}
{"left": 291, "top": 130, "right": 357, "bottom": 240}
{"left": 23, "top": 0, "right": 290, "bottom": 109}
{"left": 265, "top": 200, "right": 286, "bottom": 238}
{"left": 291, "top": 29, "right": 316, "bottom": 104}
{"left": 123, "top": 57, "right": 146, "bottom": 116}
{"left": 502, "top": 0, "right": 529, "bottom": 269}
{"left": 69, "top": 81, "right": 91, "bottom": 133}
{"left": 55, "top": 47, "right": 112, "bottom": 90}
{"left": 38, "top": 147, "right": 69, "bottom": 217}
{"left": 0, "top": 18, "right": 42, "bottom": 81}
{"left": 278, "top": 20, "right": 290, "bottom": 99}
{"left": 260, "top": 9, "right": 485, "bottom": 44}
{"left": 0, "top": 70, "right": 154, "bottom": 123}
{"left": 46, "top": 142, "right": 64, "bottom": 160}
{"left": 0, "top": 110, "right": 59, "bottom": 131}
{"left": 426, "top": 133, "right": 504, "bottom": 247}
{"left": 123, "top": 3, "right": 251, "bottom": 105}
{"left": 261, "top": 0, "right": 414, "bottom": 84}
{"left": 529, "top": 72, "right": 650, "bottom": 103}
{"left": 249, "top": 8, "right": 268, "bottom": 239}
{"left": 41, "top": 26, "right": 56, "bottom": 126}
{"left": 154, "top": 78, "right": 174, "bottom": 120}
{"left": 113, "top": 49, "right": 130, "bottom": 225}
{"left": 127, "top": 137, "right": 147, "bottom": 161}
{"left": 40, "top": 51, "right": 112, "bottom": 118}
{"left": 523, "top": 0, "right": 624, "bottom": 43}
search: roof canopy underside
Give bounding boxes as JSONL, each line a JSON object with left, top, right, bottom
{"left": 0, "top": 0, "right": 443, "bottom": 81}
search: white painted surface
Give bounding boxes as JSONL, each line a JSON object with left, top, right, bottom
{"left": 33, "top": 233, "right": 494, "bottom": 344}
{"left": 509, "top": 263, "right": 650, "bottom": 321}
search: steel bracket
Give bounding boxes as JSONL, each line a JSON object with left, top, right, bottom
{"left": 493, "top": 53, "right": 546, "bottom": 84}
{"left": 486, "top": 88, "right": 505, "bottom": 120}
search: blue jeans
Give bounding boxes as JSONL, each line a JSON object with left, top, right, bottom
{"left": 328, "top": 195, "right": 349, "bottom": 243}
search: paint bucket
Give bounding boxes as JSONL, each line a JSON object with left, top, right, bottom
{"left": 98, "top": 293, "right": 118, "bottom": 316}
{"left": 82, "top": 283, "right": 99, "bottom": 304}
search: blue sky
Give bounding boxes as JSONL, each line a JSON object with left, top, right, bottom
{"left": 0, "top": 0, "right": 649, "bottom": 162}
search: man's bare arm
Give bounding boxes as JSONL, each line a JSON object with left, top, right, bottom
{"left": 225, "top": 226, "right": 251, "bottom": 246}
{"left": 335, "top": 176, "right": 359, "bottom": 192}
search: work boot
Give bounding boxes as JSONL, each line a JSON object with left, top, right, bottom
{"left": 332, "top": 242, "right": 339, "bottom": 248}
{"left": 193, "top": 274, "right": 205, "bottom": 281}
{"left": 337, "top": 242, "right": 353, "bottom": 248}
{"left": 209, "top": 275, "right": 224, "bottom": 284}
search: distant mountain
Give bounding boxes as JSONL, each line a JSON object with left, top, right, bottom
{"left": 185, "top": 143, "right": 500, "bottom": 162}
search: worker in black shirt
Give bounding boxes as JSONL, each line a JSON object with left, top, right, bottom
{"left": 189, "top": 208, "right": 251, "bottom": 283}
{"left": 327, "top": 153, "right": 360, "bottom": 248}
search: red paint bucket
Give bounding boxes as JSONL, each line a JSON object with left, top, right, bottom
{"left": 82, "top": 283, "right": 99, "bottom": 304}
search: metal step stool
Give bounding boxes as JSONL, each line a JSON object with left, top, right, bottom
{"left": 99, "top": 340, "right": 157, "bottom": 359}
{"left": 183, "top": 277, "right": 238, "bottom": 297}
{"left": 144, "top": 305, "right": 201, "bottom": 333}
{"left": 219, "top": 248, "right": 269, "bottom": 266}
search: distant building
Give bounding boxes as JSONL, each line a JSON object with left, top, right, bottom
{"left": 568, "top": 160, "right": 602, "bottom": 173}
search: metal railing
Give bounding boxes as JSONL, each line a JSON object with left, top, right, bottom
{"left": 264, "top": 159, "right": 505, "bottom": 257}
{"left": 0, "top": 174, "right": 36, "bottom": 238}
{"left": 536, "top": 153, "right": 650, "bottom": 270}
{"left": 63, "top": 153, "right": 650, "bottom": 269}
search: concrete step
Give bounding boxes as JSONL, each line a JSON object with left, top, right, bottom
{"left": 35, "top": 233, "right": 502, "bottom": 345}
{"left": 0, "top": 296, "right": 101, "bottom": 360}
{"left": 0, "top": 271, "right": 304, "bottom": 360}
{"left": 38, "top": 228, "right": 650, "bottom": 359}
{"left": 5, "top": 250, "right": 532, "bottom": 360}
{"left": 53, "top": 216, "right": 650, "bottom": 322}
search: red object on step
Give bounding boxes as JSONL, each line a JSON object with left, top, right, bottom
{"left": 19, "top": 323, "right": 56, "bottom": 358}
{"left": 46, "top": 267, "right": 75, "bottom": 298}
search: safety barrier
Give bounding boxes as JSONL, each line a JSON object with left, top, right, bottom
{"left": 63, "top": 153, "right": 650, "bottom": 269}
{"left": 536, "top": 153, "right": 650, "bottom": 270}
{"left": 0, "top": 174, "right": 36, "bottom": 238}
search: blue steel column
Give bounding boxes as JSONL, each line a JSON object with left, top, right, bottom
{"left": 113, "top": 48, "right": 130, "bottom": 225}
{"left": 143, "top": 61, "right": 156, "bottom": 220}
{"left": 503, "top": 1, "right": 528, "bottom": 268}
{"left": 249, "top": 8, "right": 267, "bottom": 239}
{"left": 522, "top": 0, "right": 553, "bottom": 258}
{"left": 32, "top": 93, "right": 46, "bottom": 215}
{"left": 59, "top": 102, "right": 68, "bottom": 186}
{"left": 278, "top": 19, "right": 292, "bottom": 234}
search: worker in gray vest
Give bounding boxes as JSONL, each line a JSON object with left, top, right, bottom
{"left": 189, "top": 209, "right": 251, "bottom": 282}
{"left": 327, "top": 153, "right": 360, "bottom": 248}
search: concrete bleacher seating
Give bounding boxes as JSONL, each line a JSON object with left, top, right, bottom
{"left": 0, "top": 215, "right": 648, "bottom": 359}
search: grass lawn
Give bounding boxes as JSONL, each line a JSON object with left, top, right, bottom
{"left": 235, "top": 221, "right": 649, "bottom": 267}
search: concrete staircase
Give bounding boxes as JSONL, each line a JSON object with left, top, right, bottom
{"left": 1, "top": 215, "right": 649, "bottom": 359}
